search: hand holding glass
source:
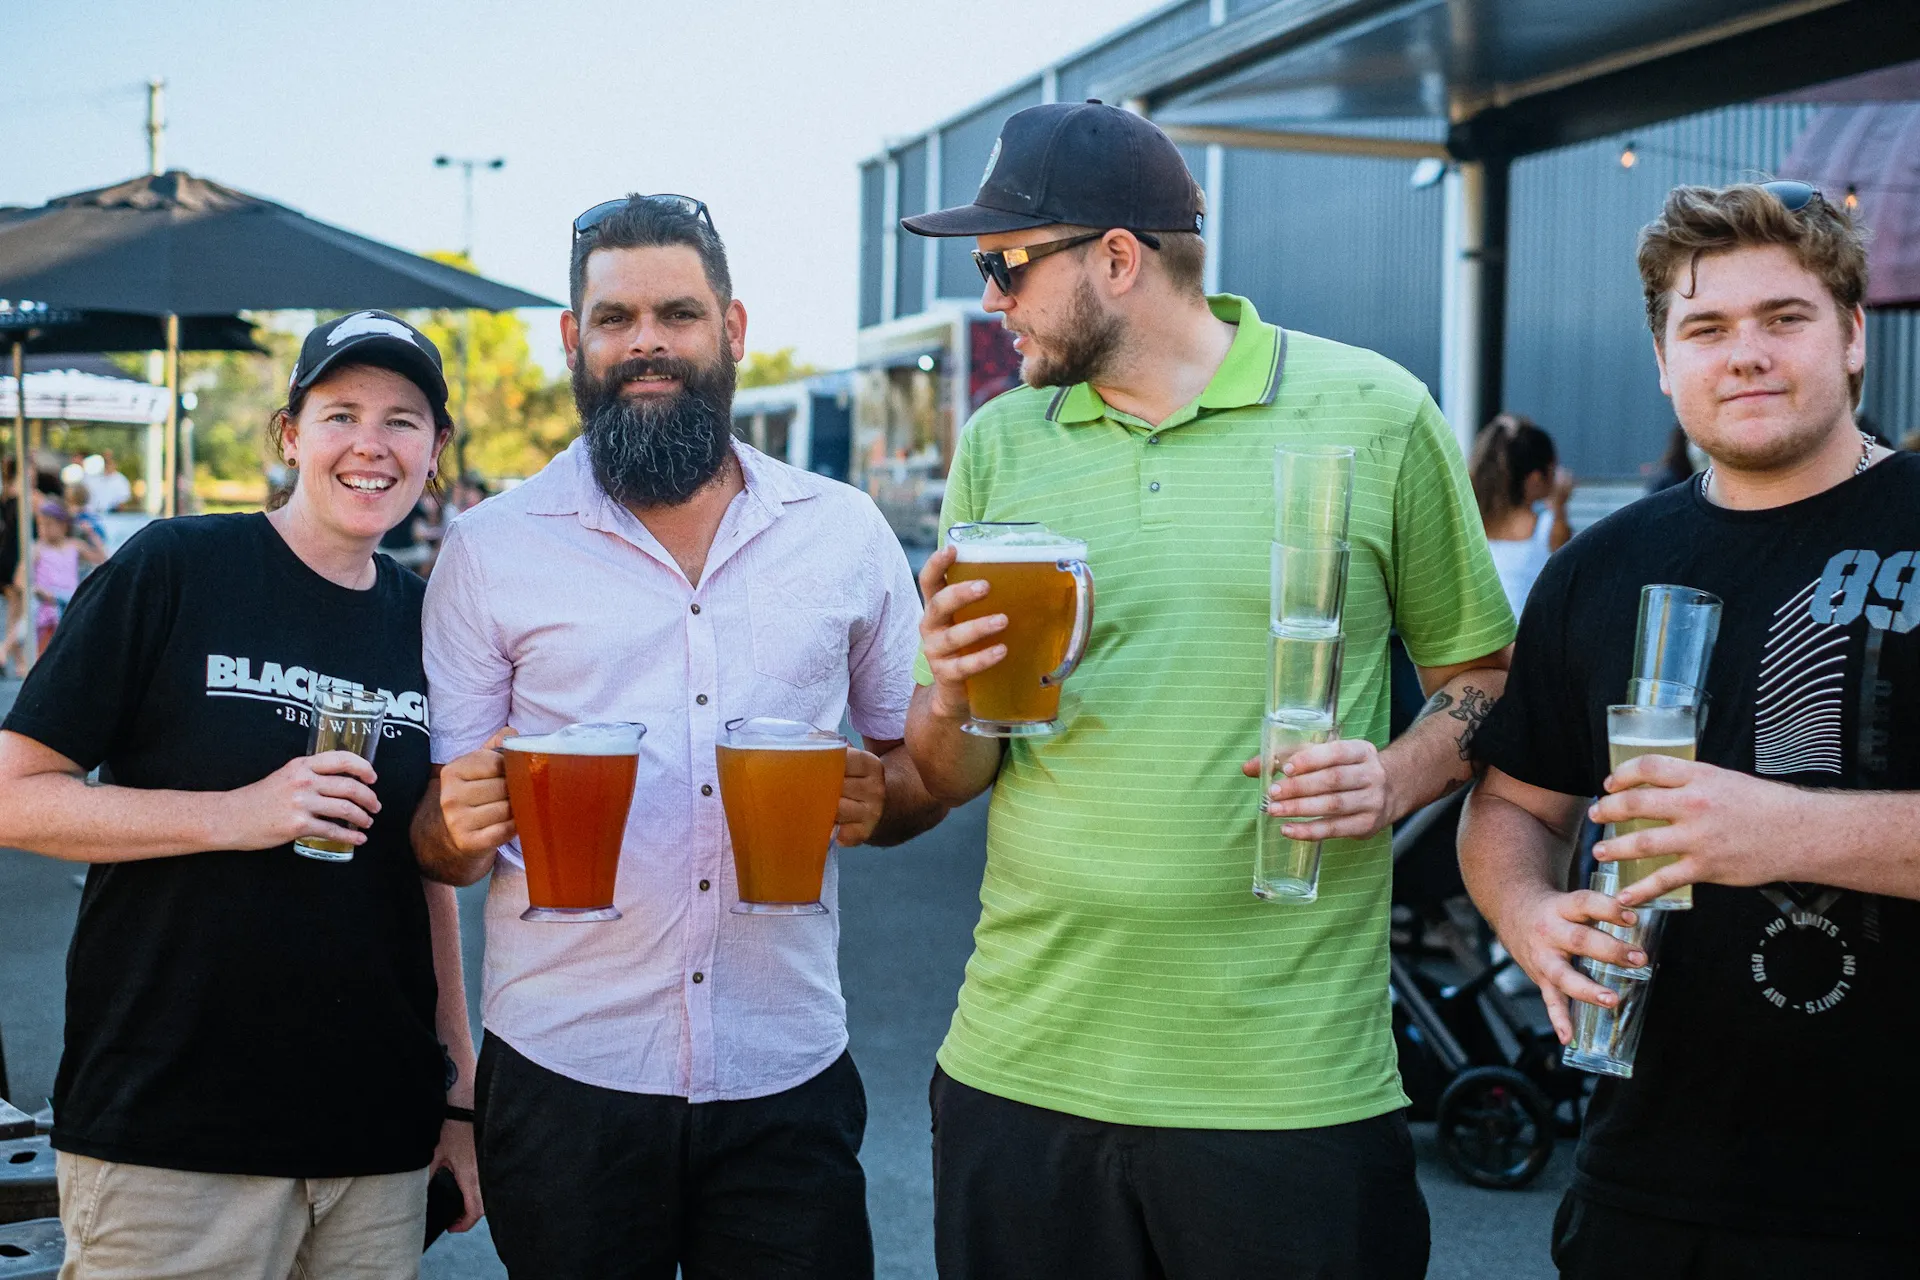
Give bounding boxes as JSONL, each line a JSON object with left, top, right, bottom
{"left": 294, "top": 685, "right": 388, "bottom": 862}
{"left": 1605, "top": 703, "right": 1699, "bottom": 910}
{"left": 944, "top": 522, "right": 1094, "bottom": 737}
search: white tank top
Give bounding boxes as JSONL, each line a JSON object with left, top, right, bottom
{"left": 1487, "top": 503, "right": 1555, "bottom": 616}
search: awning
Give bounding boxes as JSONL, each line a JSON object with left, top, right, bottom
{"left": 1783, "top": 104, "right": 1920, "bottom": 307}
{"left": 1096, "top": 0, "right": 1920, "bottom": 160}
{"left": 0, "top": 368, "right": 171, "bottom": 424}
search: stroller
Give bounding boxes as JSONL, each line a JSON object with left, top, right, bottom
{"left": 1387, "top": 785, "right": 1590, "bottom": 1189}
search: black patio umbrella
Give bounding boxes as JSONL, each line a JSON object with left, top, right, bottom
{"left": 0, "top": 170, "right": 560, "bottom": 519}
{"left": 2, "top": 309, "right": 263, "bottom": 356}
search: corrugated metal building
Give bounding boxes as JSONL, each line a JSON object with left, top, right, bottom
{"left": 853, "top": 0, "right": 1920, "bottom": 520}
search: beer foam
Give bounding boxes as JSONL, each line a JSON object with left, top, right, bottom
{"left": 724, "top": 717, "right": 846, "bottom": 749}
{"left": 952, "top": 539, "right": 1087, "bottom": 563}
{"left": 1608, "top": 736, "right": 1694, "bottom": 749}
{"left": 502, "top": 722, "right": 644, "bottom": 755}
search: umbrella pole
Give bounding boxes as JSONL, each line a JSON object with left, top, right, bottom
{"left": 11, "top": 340, "right": 32, "bottom": 676}
{"left": 162, "top": 312, "right": 180, "bottom": 518}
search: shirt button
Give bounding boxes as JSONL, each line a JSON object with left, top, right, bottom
{"left": 1147, "top": 434, "right": 1160, "bottom": 445}
{"left": 1149, "top": 481, "right": 1161, "bottom": 492}
{"left": 692, "top": 972, "right": 705, "bottom": 984}
{"left": 690, "top": 603, "right": 701, "bottom": 615}
{"left": 696, "top": 694, "right": 709, "bottom": 705}
{"left": 699, "top": 879, "right": 711, "bottom": 891}
{"left": 701, "top": 784, "right": 713, "bottom": 796}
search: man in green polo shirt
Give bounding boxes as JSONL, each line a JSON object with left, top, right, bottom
{"left": 901, "top": 102, "right": 1515, "bottom": 1279}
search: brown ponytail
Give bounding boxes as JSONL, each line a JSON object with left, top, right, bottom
{"left": 1469, "top": 413, "right": 1556, "bottom": 521}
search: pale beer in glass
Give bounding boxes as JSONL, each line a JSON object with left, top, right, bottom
{"left": 1605, "top": 703, "right": 1697, "bottom": 909}
{"left": 717, "top": 718, "right": 848, "bottom": 915}
{"left": 502, "top": 723, "right": 645, "bottom": 922}
{"left": 295, "top": 685, "right": 389, "bottom": 863}
{"left": 945, "top": 522, "right": 1094, "bottom": 737}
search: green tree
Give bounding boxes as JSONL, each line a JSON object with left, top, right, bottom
{"left": 738, "top": 347, "right": 820, "bottom": 389}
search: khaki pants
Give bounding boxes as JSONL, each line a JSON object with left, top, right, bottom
{"left": 55, "top": 1152, "right": 429, "bottom": 1280}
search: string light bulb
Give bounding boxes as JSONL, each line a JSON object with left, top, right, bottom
{"left": 1844, "top": 184, "right": 1860, "bottom": 211}
{"left": 1620, "top": 142, "right": 1637, "bottom": 170}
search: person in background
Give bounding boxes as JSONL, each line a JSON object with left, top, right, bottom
{"left": 1, "top": 458, "right": 21, "bottom": 678}
{"left": 64, "top": 483, "right": 109, "bottom": 562}
{"left": 22, "top": 499, "right": 103, "bottom": 654}
{"left": 1646, "top": 423, "right": 1701, "bottom": 492}
{"left": 1470, "top": 413, "right": 1574, "bottom": 616}
{"left": 85, "top": 449, "right": 133, "bottom": 514}
{"left": 1900, "top": 428, "right": 1920, "bottom": 453}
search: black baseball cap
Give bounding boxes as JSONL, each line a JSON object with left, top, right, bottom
{"left": 902, "top": 101, "right": 1203, "bottom": 239}
{"left": 290, "top": 310, "right": 449, "bottom": 413}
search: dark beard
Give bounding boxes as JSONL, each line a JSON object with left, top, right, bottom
{"left": 572, "top": 349, "right": 737, "bottom": 508}
{"left": 1022, "top": 277, "right": 1125, "bottom": 388}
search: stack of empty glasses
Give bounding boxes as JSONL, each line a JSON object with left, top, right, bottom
{"left": 1563, "top": 583, "right": 1722, "bottom": 1076}
{"left": 1255, "top": 444, "right": 1356, "bottom": 904}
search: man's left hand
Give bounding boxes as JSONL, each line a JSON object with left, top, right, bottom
{"left": 428, "top": 1115, "right": 484, "bottom": 1232}
{"left": 1241, "top": 739, "right": 1397, "bottom": 842}
{"left": 1591, "top": 755, "right": 1818, "bottom": 906}
{"left": 836, "top": 748, "right": 887, "bottom": 847}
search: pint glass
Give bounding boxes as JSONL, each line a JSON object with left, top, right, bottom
{"left": 945, "top": 522, "right": 1094, "bottom": 738}
{"left": 502, "top": 722, "right": 644, "bottom": 923}
{"left": 1606, "top": 703, "right": 1698, "bottom": 910}
{"left": 716, "top": 718, "right": 848, "bottom": 915}
{"left": 294, "top": 685, "right": 388, "bottom": 863}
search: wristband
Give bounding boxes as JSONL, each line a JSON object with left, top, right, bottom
{"left": 445, "top": 1104, "right": 475, "bottom": 1123}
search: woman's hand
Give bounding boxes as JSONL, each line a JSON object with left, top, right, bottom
{"left": 220, "top": 752, "right": 380, "bottom": 851}
{"left": 429, "top": 1116, "right": 484, "bottom": 1232}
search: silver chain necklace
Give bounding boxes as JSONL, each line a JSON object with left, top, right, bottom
{"left": 1700, "top": 429, "right": 1875, "bottom": 497}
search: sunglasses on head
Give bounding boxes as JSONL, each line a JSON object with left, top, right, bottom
{"left": 1760, "top": 180, "right": 1825, "bottom": 213}
{"left": 573, "top": 193, "right": 715, "bottom": 239}
{"left": 971, "top": 229, "right": 1163, "bottom": 295}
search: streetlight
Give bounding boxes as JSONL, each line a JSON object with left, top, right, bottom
{"left": 432, "top": 155, "right": 506, "bottom": 478}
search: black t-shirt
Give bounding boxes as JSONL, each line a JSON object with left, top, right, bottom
{"left": 1475, "top": 455, "right": 1920, "bottom": 1236}
{"left": 2, "top": 513, "right": 444, "bottom": 1178}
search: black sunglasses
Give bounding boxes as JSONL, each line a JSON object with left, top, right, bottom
{"left": 573, "top": 193, "right": 715, "bottom": 238}
{"left": 1760, "top": 180, "right": 1824, "bottom": 213}
{"left": 971, "top": 229, "right": 1163, "bottom": 295}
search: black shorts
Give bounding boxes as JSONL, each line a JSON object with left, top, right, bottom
{"left": 1552, "top": 1191, "right": 1906, "bottom": 1280}
{"left": 931, "top": 1067, "right": 1429, "bottom": 1280}
{"left": 474, "top": 1033, "right": 871, "bottom": 1280}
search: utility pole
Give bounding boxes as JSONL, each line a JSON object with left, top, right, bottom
{"left": 147, "top": 79, "right": 166, "bottom": 175}
{"left": 433, "top": 155, "right": 505, "bottom": 481}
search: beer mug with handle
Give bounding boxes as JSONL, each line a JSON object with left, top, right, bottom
{"left": 502, "top": 722, "right": 645, "bottom": 922}
{"left": 945, "top": 522, "right": 1095, "bottom": 738}
{"left": 717, "top": 718, "right": 848, "bottom": 915}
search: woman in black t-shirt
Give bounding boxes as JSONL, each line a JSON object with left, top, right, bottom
{"left": 0, "top": 311, "right": 482, "bottom": 1278}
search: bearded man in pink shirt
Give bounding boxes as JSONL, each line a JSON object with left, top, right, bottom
{"left": 411, "top": 194, "right": 946, "bottom": 1280}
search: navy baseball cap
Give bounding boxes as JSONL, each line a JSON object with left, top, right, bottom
{"left": 290, "top": 310, "right": 448, "bottom": 412}
{"left": 902, "top": 101, "right": 1203, "bottom": 238}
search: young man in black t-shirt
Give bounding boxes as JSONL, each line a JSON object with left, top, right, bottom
{"left": 1464, "top": 183, "right": 1920, "bottom": 1278}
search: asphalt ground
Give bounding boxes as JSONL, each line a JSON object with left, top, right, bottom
{"left": 0, "top": 675, "right": 1569, "bottom": 1277}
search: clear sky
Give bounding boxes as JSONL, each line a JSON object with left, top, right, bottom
{"left": 6, "top": 0, "right": 1166, "bottom": 373}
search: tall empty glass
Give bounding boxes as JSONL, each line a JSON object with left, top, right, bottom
{"left": 295, "top": 686, "right": 388, "bottom": 862}
{"left": 1563, "top": 861, "right": 1669, "bottom": 1077}
{"left": 1267, "top": 629, "right": 1344, "bottom": 721}
{"left": 1255, "top": 710, "right": 1337, "bottom": 902}
{"left": 1272, "top": 444, "right": 1354, "bottom": 637}
{"left": 1632, "top": 585, "right": 1721, "bottom": 692}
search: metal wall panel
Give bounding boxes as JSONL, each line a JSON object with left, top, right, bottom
{"left": 1219, "top": 132, "right": 1446, "bottom": 390}
{"left": 1865, "top": 308, "right": 1920, "bottom": 441}
{"left": 894, "top": 142, "right": 928, "bottom": 319}
{"left": 1056, "top": 0, "right": 1213, "bottom": 104}
{"left": 937, "top": 81, "right": 1045, "bottom": 299}
{"left": 1504, "top": 104, "right": 1819, "bottom": 478}
{"left": 1224, "top": 0, "right": 1277, "bottom": 19}
{"left": 859, "top": 162, "right": 885, "bottom": 329}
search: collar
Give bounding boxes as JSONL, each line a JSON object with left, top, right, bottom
{"left": 1045, "top": 294, "right": 1286, "bottom": 428}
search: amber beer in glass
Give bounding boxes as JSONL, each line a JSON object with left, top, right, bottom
{"left": 294, "top": 685, "right": 389, "bottom": 863}
{"left": 945, "top": 522, "right": 1094, "bottom": 737}
{"left": 501, "top": 722, "right": 645, "bottom": 922}
{"left": 716, "top": 718, "right": 848, "bottom": 915}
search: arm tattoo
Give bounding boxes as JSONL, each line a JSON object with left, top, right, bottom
{"left": 1416, "top": 684, "right": 1496, "bottom": 761}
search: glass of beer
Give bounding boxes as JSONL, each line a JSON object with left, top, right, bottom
{"left": 501, "top": 722, "right": 645, "bottom": 923}
{"left": 294, "top": 685, "right": 388, "bottom": 862}
{"left": 1605, "top": 703, "right": 1698, "bottom": 910}
{"left": 945, "top": 522, "right": 1095, "bottom": 738}
{"left": 716, "top": 718, "right": 848, "bottom": 915}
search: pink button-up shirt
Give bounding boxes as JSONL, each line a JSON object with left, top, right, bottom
{"left": 423, "top": 438, "right": 921, "bottom": 1101}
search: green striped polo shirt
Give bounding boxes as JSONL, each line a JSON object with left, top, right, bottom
{"left": 920, "top": 295, "right": 1514, "bottom": 1128}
